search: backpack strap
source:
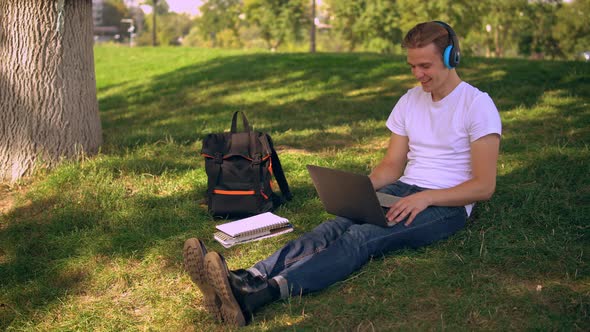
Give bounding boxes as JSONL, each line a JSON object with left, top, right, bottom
{"left": 207, "top": 152, "right": 224, "bottom": 196}
{"left": 248, "top": 131, "right": 264, "bottom": 197}
{"left": 261, "top": 134, "right": 292, "bottom": 201}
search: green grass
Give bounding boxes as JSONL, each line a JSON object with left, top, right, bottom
{"left": 1, "top": 45, "right": 589, "bottom": 331}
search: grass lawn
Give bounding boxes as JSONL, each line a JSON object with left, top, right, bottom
{"left": 1, "top": 46, "right": 589, "bottom": 331}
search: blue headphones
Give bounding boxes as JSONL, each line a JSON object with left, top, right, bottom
{"left": 433, "top": 21, "right": 460, "bottom": 69}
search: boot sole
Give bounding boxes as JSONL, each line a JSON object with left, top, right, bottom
{"left": 205, "top": 252, "right": 247, "bottom": 327}
{"left": 183, "top": 238, "right": 222, "bottom": 320}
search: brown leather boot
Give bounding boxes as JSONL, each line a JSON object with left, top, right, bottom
{"left": 182, "top": 238, "right": 221, "bottom": 321}
{"left": 205, "top": 252, "right": 280, "bottom": 327}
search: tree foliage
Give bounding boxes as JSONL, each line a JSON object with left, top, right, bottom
{"left": 324, "top": 1, "right": 365, "bottom": 51}
{"left": 325, "top": 0, "right": 589, "bottom": 59}
{"left": 123, "top": 0, "right": 589, "bottom": 59}
{"left": 554, "top": 0, "right": 590, "bottom": 57}
{"left": 325, "top": 0, "right": 401, "bottom": 53}
{"left": 142, "top": 0, "right": 170, "bottom": 15}
{"left": 102, "top": 0, "right": 130, "bottom": 29}
{"left": 244, "top": 0, "right": 309, "bottom": 50}
{"left": 137, "top": 12, "right": 192, "bottom": 46}
{"left": 197, "top": 0, "right": 243, "bottom": 47}
{"left": 518, "top": 1, "right": 563, "bottom": 59}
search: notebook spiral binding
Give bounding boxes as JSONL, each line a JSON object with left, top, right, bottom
{"left": 235, "top": 219, "right": 287, "bottom": 238}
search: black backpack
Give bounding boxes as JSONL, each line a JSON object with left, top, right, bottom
{"left": 201, "top": 111, "right": 292, "bottom": 218}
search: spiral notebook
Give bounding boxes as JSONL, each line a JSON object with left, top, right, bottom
{"left": 213, "top": 212, "right": 293, "bottom": 248}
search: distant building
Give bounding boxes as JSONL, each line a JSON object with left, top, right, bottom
{"left": 92, "top": 0, "right": 144, "bottom": 44}
{"left": 93, "top": 0, "right": 118, "bottom": 43}
{"left": 92, "top": 0, "right": 104, "bottom": 26}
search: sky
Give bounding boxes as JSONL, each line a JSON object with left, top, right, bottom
{"left": 140, "top": 0, "right": 571, "bottom": 16}
{"left": 136, "top": 0, "right": 203, "bottom": 16}
{"left": 138, "top": 0, "right": 324, "bottom": 17}
{"left": 165, "top": 0, "right": 202, "bottom": 16}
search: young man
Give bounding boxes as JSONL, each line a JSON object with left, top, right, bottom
{"left": 183, "top": 21, "right": 502, "bottom": 327}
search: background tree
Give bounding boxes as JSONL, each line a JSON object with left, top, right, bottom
{"left": 102, "top": 0, "right": 131, "bottom": 39}
{"left": 137, "top": 12, "right": 191, "bottom": 46}
{"left": 394, "top": 0, "right": 486, "bottom": 56}
{"left": 244, "top": 0, "right": 308, "bottom": 51}
{"left": 88, "top": 0, "right": 587, "bottom": 58}
{"left": 143, "top": 0, "right": 169, "bottom": 46}
{"left": 517, "top": 1, "right": 563, "bottom": 59}
{"left": 354, "top": 0, "right": 401, "bottom": 53}
{"left": 129, "top": 0, "right": 587, "bottom": 59}
{"left": 310, "top": 0, "right": 316, "bottom": 53}
{"left": 325, "top": 0, "right": 478, "bottom": 54}
{"left": 478, "top": 0, "right": 529, "bottom": 57}
{"left": 553, "top": 0, "right": 590, "bottom": 59}
{"left": 324, "top": 1, "right": 365, "bottom": 51}
{"left": 158, "top": 13, "right": 193, "bottom": 45}
{"left": 0, "top": 0, "right": 102, "bottom": 182}
{"left": 197, "top": 0, "right": 243, "bottom": 47}
{"left": 151, "top": 0, "right": 159, "bottom": 45}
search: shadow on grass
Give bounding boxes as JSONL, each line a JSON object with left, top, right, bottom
{"left": 2, "top": 143, "right": 588, "bottom": 330}
{"left": 0, "top": 183, "right": 206, "bottom": 328}
{"left": 98, "top": 52, "right": 413, "bottom": 151}
{"left": 461, "top": 57, "right": 590, "bottom": 112}
{"left": 96, "top": 51, "right": 590, "bottom": 156}
{"left": 279, "top": 153, "right": 590, "bottom": 330}
{"left": 1, "top": 50, "right": 589, "bottom": 329}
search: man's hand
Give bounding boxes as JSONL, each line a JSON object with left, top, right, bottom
{"left": 386, "top": 191, "right": 433, "bottom": 226}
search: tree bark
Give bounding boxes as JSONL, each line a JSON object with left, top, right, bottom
{"left": 0, "top": 0, "right": 102, "bottom": 182}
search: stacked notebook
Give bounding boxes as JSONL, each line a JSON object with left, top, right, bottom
{"left": 214, "top": 212, "right": 293, "bottom": 248}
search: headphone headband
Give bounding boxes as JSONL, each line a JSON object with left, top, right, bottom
{"left": 433, "top": 21, "right": 460, "bottom": 69}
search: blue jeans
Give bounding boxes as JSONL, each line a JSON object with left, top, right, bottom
{"left": 249, "top": 181, "right": 467, "bottom": 297}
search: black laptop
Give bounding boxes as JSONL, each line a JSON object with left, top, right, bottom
{"left": 306, "top": 165, "right": 401, "bottom": 227}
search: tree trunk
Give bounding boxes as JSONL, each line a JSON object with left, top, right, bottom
{"left": 0, "top": 0, "right": 102, "bottom": 182}
{"left": 494, "top": 25, "right": 503, "bottom": 58}
{"left": 310, "top": 0, "right": 316, "bottom": 53}
{"left": 152, "top": 0, "right": 158, "bottom": 46}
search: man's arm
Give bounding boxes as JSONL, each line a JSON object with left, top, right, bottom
{"left": 369, "top": 133, "right": 409, "bottom": 190}
{"left": 386, "top": 133, "right": 500, "bottom": 225}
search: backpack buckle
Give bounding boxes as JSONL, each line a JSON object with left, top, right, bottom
{"left": 214, "top": 152, "right": 223, "bottom": 164}
{"left": 252, "top": 153, "right": 262, "bottom": 165}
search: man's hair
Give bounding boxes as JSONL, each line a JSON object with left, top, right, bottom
{"left": 402, "top": 21, "right": 456, "bottom": 57}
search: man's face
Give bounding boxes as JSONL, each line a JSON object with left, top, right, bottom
{"left": 407, "top": 43, "right": 450, "bottom": 96}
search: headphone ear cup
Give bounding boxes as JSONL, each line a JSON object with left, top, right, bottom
{"left": 443, "top": 45, "right": 453, "bottom": 69}
{"left": 452, "top": 49, "right": 460, "bottom": 67}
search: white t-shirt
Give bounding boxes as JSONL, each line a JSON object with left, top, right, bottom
{"left": 386, "top": 81, "right": 502, "bottom": 215}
